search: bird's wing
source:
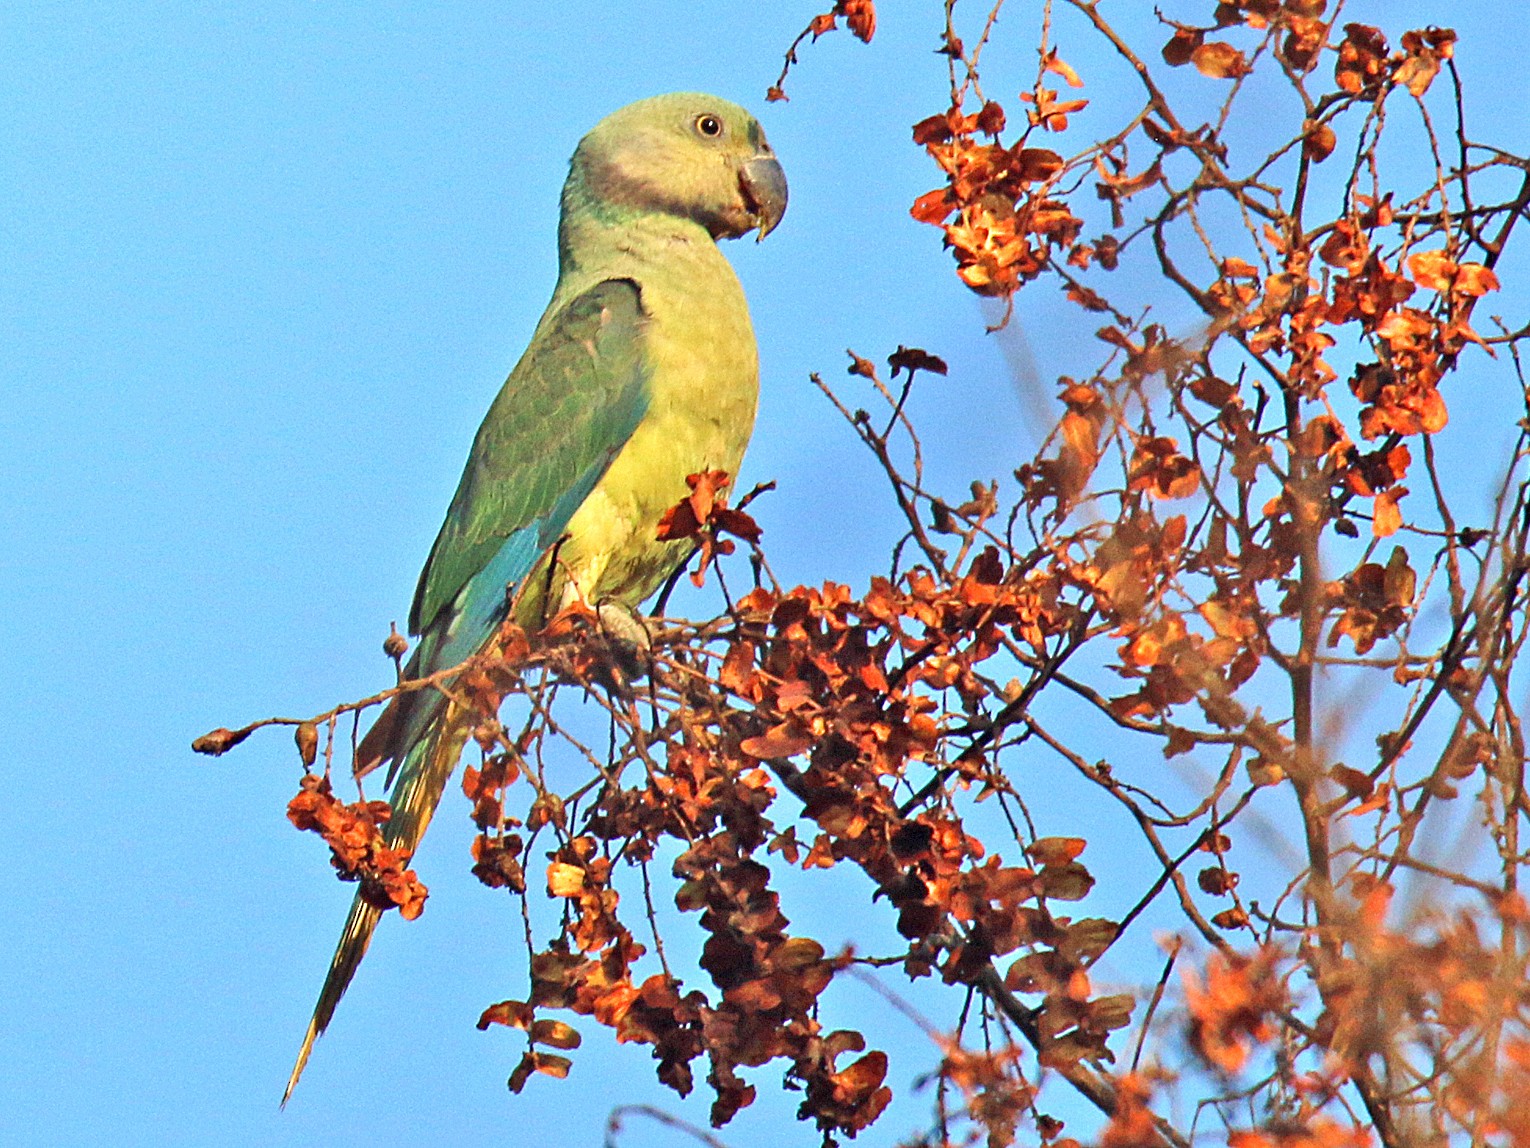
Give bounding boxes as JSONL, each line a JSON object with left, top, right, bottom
{"left": 410, "top": 275, "right": 652, "bottom": 642}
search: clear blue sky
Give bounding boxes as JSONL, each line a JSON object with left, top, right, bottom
{"left": 3, "top": 4, "right": 1525, "bottom": 1146}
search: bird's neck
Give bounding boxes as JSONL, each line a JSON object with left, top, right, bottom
{"left": 558, "top": 170, "right": 715, "bottom": 277}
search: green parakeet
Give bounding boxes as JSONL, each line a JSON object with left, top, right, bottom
{"left": 283, "top": 92, "right": 786, "bottom": 1102}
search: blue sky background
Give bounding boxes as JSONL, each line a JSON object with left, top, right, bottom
{"left": 4, "top": 3, "right": 1526, "bottom": 1146}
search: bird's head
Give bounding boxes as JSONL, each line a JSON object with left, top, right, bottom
{"left": 570, "top": 92, "right": 787, "bottom": 242}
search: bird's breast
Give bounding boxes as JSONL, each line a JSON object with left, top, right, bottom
{"left": 551, "top": 244, "right": 760, "bottom": 610}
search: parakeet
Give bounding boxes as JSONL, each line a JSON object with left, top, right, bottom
{"left": 283, "top": 92, "right": 786, "bottom": 1103}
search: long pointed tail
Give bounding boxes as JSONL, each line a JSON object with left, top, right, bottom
{"left": 282, "top": 697, "right": 472, "bottom": 1105}
{"left": 283, "top": 894, "right": 383, "bottom": 1105}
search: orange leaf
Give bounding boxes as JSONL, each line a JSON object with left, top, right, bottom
{"left": 1372, "top": 487, "right": 1406, "bottom": 538}
{"left": 1043, "top": 48, "right": 1084, "bottom": 88}
{"left": 546, "top": 861, "right": 586, "bottom": 898}
{"left": 740, "top": 722, "right": 815, "bottom": 760}
{"left": 1027, "top": 836, "right": 1087, "bottom": 865}
{"left": 1407, "top": 249, "right": 1457, "bottom": 291}
{"left": 655, "top": 500, "right": 701, "bottom": 541}
{"left": 1191, "top": 41, "right": 1249, "bottom": 79}
{"left": 974, "top": 100, "right": 1005, "bottom": 136}
{"left": 838, "top": 0, "right": 875, "bottom": 43}
{"left": 531, "top": 1019, "right": 582, "bottom": 1050}
{"left": 1453, "top": 262, "right": 1500, "bottom": 297}
{"left": 1302, "top": 119, "right": 1336, "bottom": 162}
{"left": 1014, "top": 148, "right": 1064, "bottom": 181}
{"left": 832, "top": 1050, "right": 888, "bottom": 1096}
{"left": 477, "top": 999, "right": 534, "bottom": 1031}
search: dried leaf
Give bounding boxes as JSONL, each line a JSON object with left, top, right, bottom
{"left": 477, "top": 999, "right": 534, "bottom": 1031}
{"left": 1302, "top": 119, "right": 1336, "bottom": 162}
{"left": 740, "top": 722, "right": 814, "bottom": 760}
{"left": 1027, "top": 837, "right": 1087, "bottom": 865}
{"left": 531, "top": 1019, "right": 583, "bottom": 1050}
{"left": 1372, "top": 487, "right": 1406, "bottom": 538}
{"left": 838, "top": 0, "right": 875, "bottom": 43}
{"left": 1191, "top": 41, "right": 1249, "bottom": 79}
{"left": 888, "top": 346, "right": 949, "bottom": 378}
{"left": 546, "top": 861, "right": 586, "bottom": 898}
{"left": 1162, "top": 27, "right": 1204, "bottom": 67}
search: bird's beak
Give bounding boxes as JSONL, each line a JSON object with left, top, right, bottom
{"left": 739, "top": 153, "right": 788, "bottom": 242}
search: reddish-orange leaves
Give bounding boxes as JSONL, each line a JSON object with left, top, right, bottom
{"left": 470, "top": 834, "right": 525, "bottom": 892}
{"left": 838, "top": 0, "right": 875, "bottom": 43}
{"left": 1396, "top": 26, "right": 1457, "bottom": 97}
{"left": 1335, "top": 24, "right": 1390, "bottom": 95}
{"left": 1319, "top": 220, "right": 1370, "bottom": 275}
{"left": 1333, "top": 23, "right": 1458, "bottom": 99}
{"left": 1022, "top": 87, "right": 1089, "bottom": 132}
{"left": 910, "top": 187, "right": 956, "bottom": 225}
{"left": 1128, "top": 437, "right": 1202, "bottom": 500}
{"left": 908, "top": 88, "right": 1077, "bottom": 299}
{"left": 369, "top": 854, "right": 428, "bottom": 919}
{"left": 656, "top": 470, "right": 756, "bottom": 544}
{"left": 507, "top": 1050, "right": 572, "bottom": 1093}
{"left": 287, "top": 775, "right": 384, "bottom": 869}
{"left": 1350, "top": 357, "right": 1448, "bottom": 439}
{"left": 1326, "top": 547, "right": 1416, "bottom": 654}
{"left": 462, "top": 752, "right": 519, "bottom": 829}
{"left": 656, "top": 470, "right": 763, "bottom": 588}
{"left": 1408, "top": 249, "right": 1501, "bottom": 298}
{"left": 217, "top": 10, "right": 1530, "bottom": 1141}
{"left": 1185, "top": 948, "right": 1288, "bottom": 1073}
{"left": 766, "top": 0, "right": 875, "bottom": 103}
{"left": 286, "top": 774, "right": 429, "bottom": 919}
{"left": 477, "top": 998, "right": 534, "bottom": 1031}
{"left": 805, "top": 1049, "right": 892, "bottom": 1135}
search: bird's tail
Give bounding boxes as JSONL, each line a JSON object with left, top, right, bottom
{"left": 282, "top": 696, "right": 472, "bottom": 1105}
{"left": 283, "top": 889, "right": 382, "bottom": 1106}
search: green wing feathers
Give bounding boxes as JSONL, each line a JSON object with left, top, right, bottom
{"left": 409, "top": 279, "right": 651, "bottom": 638}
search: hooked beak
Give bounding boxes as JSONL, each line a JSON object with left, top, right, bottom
{"left": 739, "top": 153, "right": 788, "bottom": 242}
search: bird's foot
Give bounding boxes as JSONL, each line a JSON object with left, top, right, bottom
{"left": 593, "top": 600, "right": 652, "bottom": 684}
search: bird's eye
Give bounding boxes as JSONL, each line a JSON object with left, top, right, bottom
{"left": 694, "top": 114, "right": 724, "bottom": 139}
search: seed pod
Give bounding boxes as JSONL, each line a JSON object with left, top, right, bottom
{"left": 384, "top": 622, "right": 409, "bottom": 661}
{"left": 192, "top": 726, "right": 252, "bottom": 756}
{"left": 295, "top": 721, "right": 319, "bottom": 768}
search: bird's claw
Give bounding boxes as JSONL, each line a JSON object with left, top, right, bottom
{"left": 594, "top": 600, "right": 653, "bottom": 685}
